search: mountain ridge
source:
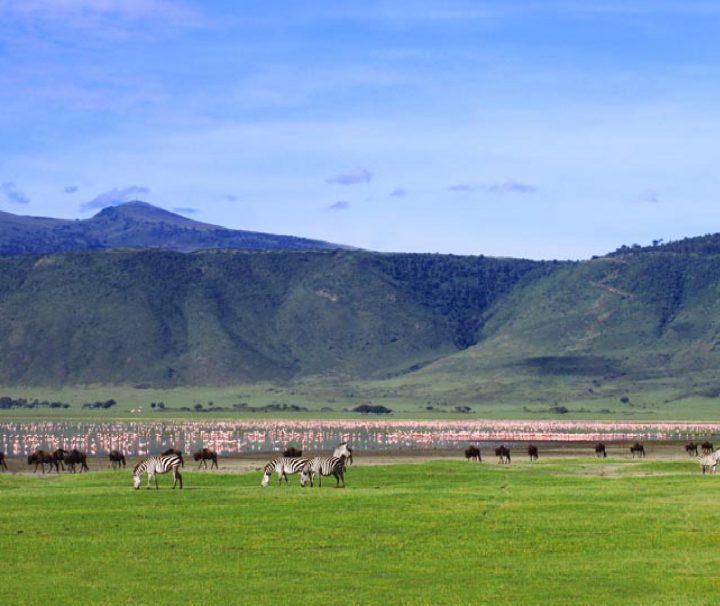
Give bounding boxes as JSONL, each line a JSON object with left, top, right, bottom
{"left": 0, "top": 201, "right": 348, "bottom": 255}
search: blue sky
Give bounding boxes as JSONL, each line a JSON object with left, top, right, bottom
{"left": 2, "top": 1, "right": 720, "bottom": 259}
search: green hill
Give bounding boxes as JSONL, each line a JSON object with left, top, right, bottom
{"left": 0, "top": 249, "right": 540, "bottom": 385}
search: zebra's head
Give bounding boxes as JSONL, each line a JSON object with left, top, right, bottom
{"left": 261, "top": 470, "right": 272, "bottom": 487}
{"left": 334, "top": 442, "right": 353, "bottom": 464}
{"left": 132, "top": 473, "right": 142, "bottom": 490}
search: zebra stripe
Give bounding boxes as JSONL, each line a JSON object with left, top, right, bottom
{"left": 300, "top": 455, "right": 347, "bottom": 488}
{"left": 133, "top": 454, "right": 183, "bottom": 490}
{"left": 698, "top": 451, "right": 720, "bottom": 474}
{"left": 261, "top": 457, "right": 309, "bottom": 487}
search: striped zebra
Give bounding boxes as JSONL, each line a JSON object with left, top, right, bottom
{"left": 333, "top": 442, "right": 353, "bottom": 465}
{"left": 132, "top": 454, "right": 183, "bottom": 490}
{"left": 261, "top": 457, "right": 309, "bottom": 487}
{"left": 698, "top": 450, "right": 720, "bottom": 475}
{"left": 300, "top": 455, "right": 347, "bottom": 488}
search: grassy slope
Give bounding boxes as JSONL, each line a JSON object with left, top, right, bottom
{"left": 2, "top": 459, "right": 720, "bottom": 605}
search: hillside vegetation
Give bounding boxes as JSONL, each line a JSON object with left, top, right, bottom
{"left": 0, "top": 249, "right": 540, "bottom": 385}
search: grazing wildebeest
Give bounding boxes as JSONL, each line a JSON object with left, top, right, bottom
{"left": 527, "top": 445, "right": 539, "bottom": 462}
{"left": 701, "top": 441, "right": 714, "bottom": 455}
{"left": 630, "top": 443, "right": 645, "bottom": 458}
{"left": 28, "top": 450, "right": 56, "bottom": 473}
{"left": 161, "top": 448, "right": 184, "bottom": 467}
{"left": 698, "top": 451, "right": 720, "bottom": 474}
{"left": 109, "top": 450, "right": 126, "bottom": 469}
{"left": 283, "top": 446, "right": 303, "bottom": 458}
{"left": 65, "top": 449, "right": 90, "bottom": 473}
{"left": 685, "top": 442, "right": 699, "bottom": 457}
{"left": 595, "top": 443, "right": 607, "bottom": 458}
{"left": 193, "top": 448, "right": 218, "bottom": 470}
{"left": 495, "top": 446, "right": 511, "bottom": 464}
{"left": 333, "top": 442, "right": 354, "bottom": 465}
{"left": 465, "top": 445, "right": 482, "bottom": 462}
{"left": 0, "top": 451, "right": 7, "bottom": 471}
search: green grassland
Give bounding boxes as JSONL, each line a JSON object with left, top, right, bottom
{"left": 2, "top": 458, "right": 720, "bottom": 605}
{"left": 3, "top": 379, "right": 720, "bottom": 421}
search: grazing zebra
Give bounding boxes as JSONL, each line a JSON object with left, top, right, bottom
{"left": 133, "top": 454, "right": 183, "bottom": 490}
{"left": 333, "top": 442, "right": 353, "bottom": 465}
{"left": 261, "top": 456, "right": 309, "bottom": 487}
{"left": 0, "top": 451, "right": 7, "bottom": 471}
{"left": 698, "top": 450, "right": 720, "bottom": 475}
{"left": 595, "top": 443, "right": 607, "bottom": 458}
{"left": 300, "top": 455, "right": 348, "bottom": 488}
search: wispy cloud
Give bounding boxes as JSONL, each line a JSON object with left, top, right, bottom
{"left": 329, "top": 201, "right": 351, "bottom": 211}
{"left": 487, "top": 179, "right": 539, "bottom": 194}
{"left": 448, "top": 183, "right": 478, "bottom": 192}
{"left": 640, "top": 189, "right": 660, "bottom": 203}
{"left": 1, "top": 181, "right": 30, "bottom": 204}
{"left": 326, "top": 168, "right": 372, "bottom": 185}
{"left": 390, "top": 187, "right": 407, "bottom": 197}
{"left": 64, "top": 185, "right": 79, "bottom": 194}
{"left": 80, "top": 185, "right": 149, "bottom": 212}
{"left": 172, "top": 206, "right": 199, "bottom": 214}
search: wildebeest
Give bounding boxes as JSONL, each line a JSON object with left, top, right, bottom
{"left": 527, "top": 445, "right": 539, "bottom": 462}
{"left": 465, "top": 445, "right": 482, "bottom": 462}
{"left": 630, "top": 443, "right": 645, "bottom": 458}
{"left": 161, "top": 448, "right": 184, "bottom": 467}
{"left": 701, "top": 441, "right": 714, "bottom": 455}
{"left": 65, "top": 449, "right": 89, "bottom": 473}
{"left": 495, "top": 446, "right": 511, "bottom": 464}
{"left": 109, "top": 450, "right": 126, "bottom": 469}
{"left": 283, "top": 446, "right": 303, "bottom": 458}
{"left": 595, "top": 443, "right": 607, "bottom": 458}
{"left": 685, "top": 442, "right": 699, "bottom": 456}
{"left": 193, "top": 448, "right": 218, "bottom": 470}
{"left": 28, "top": 450, "right": 56, "bottom": 473}
{"left": 333, "top": 442, "right": 353, "bottom": 465}
{"left": 0, "top": 451, "right": 7, "bottom": 471}
{"left": 52, "top": 448, "right": 69, "bottom": 472}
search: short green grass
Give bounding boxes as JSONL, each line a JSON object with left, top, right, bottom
{"left": 2, "top": 458, "right": 720, "bottom": 605}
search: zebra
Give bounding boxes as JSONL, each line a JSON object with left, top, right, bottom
{"left": 333, "top": 442, "right": 353, "bottom": 465}
{"left": 132, "top": 454, "right": 183, "bottom": 490}
{"left": 698, "top": 450, "right": 720, "bottom": 475}
{"left": 261, "top": 456, "right": 309, "bottom": 487}
{"left": 300, "top": 455, "right": 347, "bottom": 488}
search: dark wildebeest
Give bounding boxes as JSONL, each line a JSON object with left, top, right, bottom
{"left": 52, "top": 448, "right": 69, "bottom": 472}
{"left": 109, "top": 450, "right": 126, "bottom": 469}
{"left": 283, "top": 446, "right": 303, "bottom": 458}
{"left": 701, "top": 441, "right": 714, "bottom": 455}
{"left": 65, "top": 449, "right": 90, "bottom": 473}
{"left": 595, "top": 443, "right": 607, "bottom": 458}
{"left": 685, "top": 442, "right": 699, "bottom": 457}
{"left": 465, "top": 445, "right": 482, "bottom": 462}
{"left": 630, "top": 443, "right": 645, "bottom": 458}
{"left": 495, "top": 446, "right": 511, "bottom": 464}
{"left": 162, "top": 448, "right": 184, "bottom": 467}
{"left": 193, "top": 448, "right": 218, "bottom": 470}
{"left": 528, "top": 445, "right": 539, "bottom": 462}
{"left": 28, "top": 450, "right": 56, "bottom": 473}
{"left": 0, "top": 451, "right": 7, "bottom": 471}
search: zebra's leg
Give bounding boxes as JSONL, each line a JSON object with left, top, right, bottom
{"left": 173, "top": 469, "right": 183, "bottom": 489}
